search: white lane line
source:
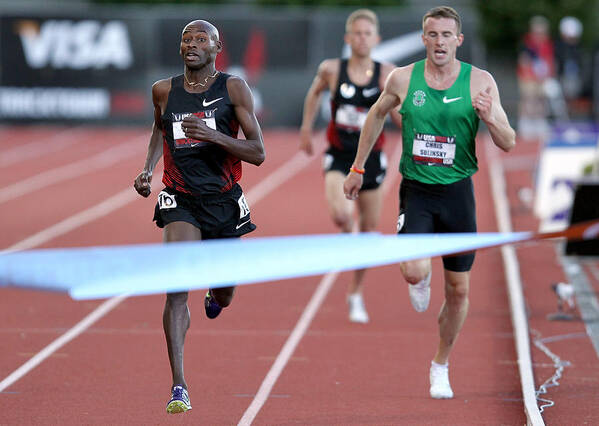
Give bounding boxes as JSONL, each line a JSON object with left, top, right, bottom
{"left": 0, "top": 133, "right": 317, "bottom": 392}
{"left": 0, "top": 294, "right": 128, "bottom": 392}
{"left": 3, "top": 185, "right": 145, "bottom": 253}
{"left": 238, "top": 138, "right": 403, "bottom": 425}
{"left": 245, "top": 151, "right": 312, "bottom": 204}
{"left": 244, "top": 135, "right": 327, "bottom": 204}
{"left": 0, "top": 127, "right": 85, "bottom": 168}
{"left": 0, "top": 136, "right": 147, "bottom": 204}
{"left": 485, "top": 139, "right": 545, "bottom": 426}
{"left": 237, "top": 271, "right": 339, "bottom": 426}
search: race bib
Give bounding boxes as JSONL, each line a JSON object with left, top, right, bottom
{"left": 412, "top": 133, "right": 456, "bottom": 167}
{"left": 238, "top": 194, "right": 250, "bottom": 218}
{"left": 172, "top": 111, "right": 216, "bottom": 149}
{"left": 157, "top": 191, "right": 177, "bottom": 209}
{"left": 335, "top": 104, "right": 368, "bottom": 132}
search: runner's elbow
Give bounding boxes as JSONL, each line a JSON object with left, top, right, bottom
{"left": 252, "top": 150, "right": 265, "bottom": 166}
{"left": 502, "top": 133, "right": 516, "bottom": 152}
{"left": 503, "top": 140, "right": 516, "bottom": 152}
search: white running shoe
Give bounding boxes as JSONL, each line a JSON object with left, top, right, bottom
{"left": 408, "top": 272, "right": 431, "bottom": 312}
{"left": 347, "top": 293, "right": 369, "bottom": 323}
{"left": 429, "top": 361, "right": 454, "bottom": 399}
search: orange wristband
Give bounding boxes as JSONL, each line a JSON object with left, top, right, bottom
{"left": 350, "top": 165, "right": 365, "bottom": 175}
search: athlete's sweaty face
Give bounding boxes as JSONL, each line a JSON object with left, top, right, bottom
{"left": 345, "top": 18, "right": 379, "bottom": 58}
{"left": 180, "top": 22, "right": 221, "bottom": 69}
{"left": 422, "top": 17, "right": 463, "bottom": 67}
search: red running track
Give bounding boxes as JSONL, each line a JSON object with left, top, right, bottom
{"left": 0, "top": 126, "right": 597, "bottom": 425}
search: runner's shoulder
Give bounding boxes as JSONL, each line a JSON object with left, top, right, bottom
{"left": 470, "top": 66, "right": 494, "bottom": 84}
{"left": 386, "top": 64, "right": 414, "bottom": 91}
{"left": 470, "top": 66, "right": 496, "bottom": 92}
{"left": 152, "top": 78, "right": 172, "bottom": 100}
{"left": 317, "top": 58, "right": 340, "bottom": 79}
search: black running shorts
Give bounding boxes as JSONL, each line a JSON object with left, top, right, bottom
{"left": 153, "top": 183, "right": 256, "bottom": 239}
{"left": 397, "top": 176, "right": 477, "bottom": 272}
{"left": 323, "top": 147, "right": 387, "bottom": 191}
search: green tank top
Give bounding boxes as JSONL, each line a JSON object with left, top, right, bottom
{"left": 399, "top": 60, "right": 479, "bottom": 184}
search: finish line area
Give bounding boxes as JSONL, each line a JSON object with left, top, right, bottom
{"left": 1, "top": 126, "right": 598, "bottom": 425}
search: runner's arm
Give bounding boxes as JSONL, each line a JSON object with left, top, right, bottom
{"left": 182, "top": 76, "right": 265, "bottom": 166}
{"left": 353, "top": 70, "right": 402, "bottom": 170}
{"left": 473, "top": 71, "right": 515, "bottom": 152}
{"left": 134, "top": 80, "right": 168, "bottom": 197}
{"left": 299, "top": 59, "right": 335, "bottom": 155}
{"left": 381, "top": 63, "right": 403, "bottom": 130}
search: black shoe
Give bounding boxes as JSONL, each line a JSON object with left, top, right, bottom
{"left": 204, "top": 289, "right": 222, "bottom": 319}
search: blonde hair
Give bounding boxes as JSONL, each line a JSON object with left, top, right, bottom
{"left": 346, "top": 9, "right": 379, "bottom": 33}
{"left": 422, "top": 6, "right": 462, "bottom": 34}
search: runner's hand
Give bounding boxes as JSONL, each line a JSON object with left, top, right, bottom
{"left": 182, "top": 115, "right": 217, "bottom": 142}
{"left": 299, "top": 127, "right": 314, "bottom": 155}
{"left": 473, "top": 86, "right": 492, "bottom": 121}
{"left": 134, "top": 170, "right": 152, "bottom": 198}
{"left": 343, "top": 172, "right": 363, "bottom": 200}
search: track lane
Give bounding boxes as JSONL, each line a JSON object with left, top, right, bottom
{"left": 250, "top": 136, "right": 525, "bottom": 425}
{"left": 499, "top": 138, "right": 599, "bottom": 424}
{"left": 6, "top": 128, "right": 588, "bottom": 424}
{"left": 0, "top": 129, "right": 330, "bottom": 424}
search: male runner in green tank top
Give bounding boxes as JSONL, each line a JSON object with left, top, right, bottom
{"left": 344, "top": 6, "right": 515, "bottom": 399}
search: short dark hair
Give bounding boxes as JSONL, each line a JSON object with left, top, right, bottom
{"left": 422, "top": 6, "right": 462, "bottom": 34}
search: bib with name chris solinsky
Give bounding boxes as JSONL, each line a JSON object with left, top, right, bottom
{"left": 399, "top": 60, "right": 480, "bottom": 185}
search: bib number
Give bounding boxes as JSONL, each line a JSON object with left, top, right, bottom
{"left": 335, "top": 104, "right": 368, "bottom": 132}
{"left": 158, "top": 191, "right": 177, "bottom": 210}
{"left": 238, "top": 194, "right": 250, "bottom": 218}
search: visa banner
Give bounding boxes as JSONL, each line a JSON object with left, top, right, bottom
{"left": 0, "top": 15, "right": 147, "bottom": 121}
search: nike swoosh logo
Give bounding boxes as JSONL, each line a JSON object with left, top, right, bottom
{"left": 362, "top": 87, "right": 379, "bottom": 97}
{"left": 203, "top": 97, "right": 223, "bottom": 107}
{"left": 236, "top": 219, "right": 251, "bottom": 229}
{"left": 442, "top": 96, "right": 462, "bottom": 104}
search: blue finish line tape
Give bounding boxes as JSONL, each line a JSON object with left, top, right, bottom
{"left": 0, "top": 232, "right": 533, "bottom": 300}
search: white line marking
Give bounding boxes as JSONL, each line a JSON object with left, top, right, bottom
{"left": 0, "top": 131, "right": 319, "bottom": 393}
{"left": 238, "top": 139, "right": 403, "bottom": 425}
{"left": 237, "top": 271, "right": 339, "bottom": 426}
{"left": 3, "top": 185, "right": 144, "bottom": 253}
{"left": 0, "top": 294, "right": 129, "bottom": 393}
{"left": 485, "top": 139, "right": 545, "bottom": 426}
{"left": 0, "top": 136, "right": 146, "bottom": 204}
{"left": 0, "top": 128, "right": 84, "bottom": 168}
{"left": 244, "top": 137, "right": 326, "bottom": 205}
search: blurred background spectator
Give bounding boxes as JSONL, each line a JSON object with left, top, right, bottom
{"left": 554, "top": 15, "right": 595, "bottom": 120}
{"left": 555, "top": 16, "right": 583, "bottom": 101}
{"left": 516, "top": 15, "right": 556, "bottom": 140}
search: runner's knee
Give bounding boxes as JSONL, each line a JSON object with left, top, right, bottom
{"left": 445, "top": 280, "right": 469, "bottom": 303}
{"left": 359, "top": 217, "right": 378, "bottom": 233}
{"left": 331, "top": 211, "right": 352, "bottom": 231}
{"left": 402, "top": 266, "right": 428, "bottom": 285}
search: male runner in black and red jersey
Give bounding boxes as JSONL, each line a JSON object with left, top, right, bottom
{"left": 133, "top": 19, "right": 265, "bottom": 414}
{"left": 300, "top": 9, "right": 400, "bottom": 323}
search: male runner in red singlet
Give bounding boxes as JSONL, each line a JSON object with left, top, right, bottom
{"left": 300, "top": 9, "right": 400, "bottom": 323}
{"left": 133, "top": 19, "right": 265, "bottom": 414}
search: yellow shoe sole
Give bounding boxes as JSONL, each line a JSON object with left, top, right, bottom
{"left": 166, "top": 400, "right": 192, "bottom": 414}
